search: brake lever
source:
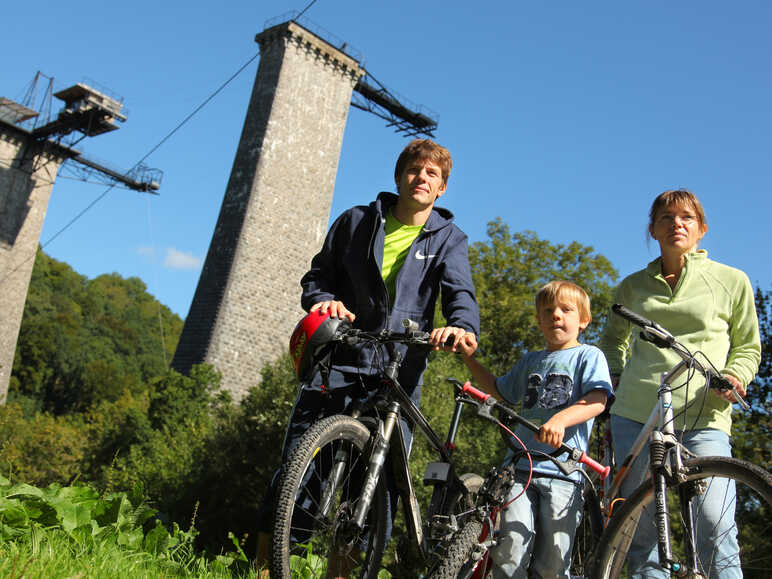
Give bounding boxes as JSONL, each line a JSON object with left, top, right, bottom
{"left": 639, "top": 326, "right": 675, "bottom": 349}
{"left": 709, "top": 372, "right": 751, "bottom": 411}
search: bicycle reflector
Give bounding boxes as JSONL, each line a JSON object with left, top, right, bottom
{"left": 289, "top": 310, "right": 344, "bottom": 381}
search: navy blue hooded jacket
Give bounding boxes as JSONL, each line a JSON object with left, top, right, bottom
{"left": 301, "top": 192, "right": 480, "bottom": 391}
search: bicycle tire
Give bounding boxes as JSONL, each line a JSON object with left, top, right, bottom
{"left": 428, "top": 519, "right": 486, "bottom": 579}
{"left": 570, "top": 481, "right": 603, "bottom": 577}
{"left": 592, "top": 456, "right": 772, "bottom": 579}
{"left": 271, "top": 415, "right": 388, "bottom": 579}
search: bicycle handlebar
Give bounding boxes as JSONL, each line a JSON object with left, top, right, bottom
{"left": 460, "top": 381, "right": 610, "bottom": 480}
{"left": 334, "top": 319, "right": 459, "bottom": 350}
{"left": 335, "top": 323, "right": 432, "bottom": 347}
{"left": 611, "top": 304, "right": 750, "bottom": 410}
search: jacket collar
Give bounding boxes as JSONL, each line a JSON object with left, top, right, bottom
{"left": 646, "top": 249, "right": 708, "bottom": 276}
{"left": 374, "top": 191, "right": 454, "bottom": 232}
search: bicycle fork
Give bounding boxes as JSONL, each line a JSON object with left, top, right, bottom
{"left": 651, "top": 374, "right": 705, "bottom": 577}
{"left": 351, "top": 404, "right": 399, "bottom": 529}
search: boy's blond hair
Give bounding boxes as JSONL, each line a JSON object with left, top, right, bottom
{"left": 535, "top": 281, "right": 592, "bottom": 324}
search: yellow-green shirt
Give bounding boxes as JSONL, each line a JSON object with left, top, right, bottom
{"left": 382, "top": 211, "right": 423, "bottom": 303}
{"left": 598, "top": 250, "right": 761, "bottom": 435}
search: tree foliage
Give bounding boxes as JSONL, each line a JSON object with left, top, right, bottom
{"left": 732, "top": 288, "right": 771, "bottom": 470}
{"left": 10, "top": 249, "right": 183, "bottom": 415}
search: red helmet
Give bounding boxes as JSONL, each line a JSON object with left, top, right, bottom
{"left": 289, "top": 310, "right": 346, "bottom": 380}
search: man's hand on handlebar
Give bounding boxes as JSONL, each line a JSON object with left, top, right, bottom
{"left": 430, "top": 326, "right": 476, "bottom": 353}
{"left": 714, "top": 373, "right": 746, "bottom": 402}
{"left": 310, "top": 300, "right": 356, "bottom": 323}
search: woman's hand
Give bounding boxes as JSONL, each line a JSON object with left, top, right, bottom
{"left": 714, "top": 373, "right": 746, "bottom": 402}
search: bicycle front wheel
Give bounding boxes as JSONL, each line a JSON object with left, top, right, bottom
{"left": 570, "top": 481, "right": 603, "bottom": 577}
{"left": 271, "top": 415, "right": 388, "bottom": 579}
{"left": 593, "top": 456, "right": 772, "bottom": 579}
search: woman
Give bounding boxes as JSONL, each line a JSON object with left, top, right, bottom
{"left": 599, "top": 189, "right": 761, "bottom": 578}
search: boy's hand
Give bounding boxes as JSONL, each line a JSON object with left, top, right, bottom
{"left": 311, "top": 300, "right": 356, "bottom": 322}
{"left": 430, "top": 327, "right": 473, "bottom": 352}
{"left": 537, "top": 418, "right": 566, "bottom": 449}
{"left": 455, "top": 332, "right": 478, "bottom": 357}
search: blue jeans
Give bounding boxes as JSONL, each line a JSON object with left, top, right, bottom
{"left": 492, "top": 476, "right": 584, "bottom": 579}
{"left": 610, "top": 415, "right": 740, "bottom": 578}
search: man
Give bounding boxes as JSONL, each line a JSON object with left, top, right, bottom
{"left": 257, "top": 138, "right": 480, "bottom": 571}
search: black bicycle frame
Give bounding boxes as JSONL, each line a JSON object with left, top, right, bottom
{"left": 347, "top": 345, "right": 471, "bottom": 559}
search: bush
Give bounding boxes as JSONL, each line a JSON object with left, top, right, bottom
{"left": 0, "top": 403, "right": 89, "bottom": 486}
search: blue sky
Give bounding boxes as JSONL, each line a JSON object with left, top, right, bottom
{"left": 3, "top": 1, "right": 770, "bottom": 318}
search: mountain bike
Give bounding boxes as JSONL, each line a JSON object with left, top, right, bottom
{"left": 429, "top": 379, "right": 611, "bottom": 579}
{"left": 270, "top": 319, "right": 485, "bottom": 579}
{"left": 591, "top": 304, "right": 772, "bottom": 578}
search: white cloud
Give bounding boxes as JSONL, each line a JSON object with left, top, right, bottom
{"left": 163, "top": 247, "right": 202, "bottom": 270}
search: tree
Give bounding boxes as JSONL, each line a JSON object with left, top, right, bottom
{"left": 10, "top": 249, "right": 183, "bottom": 414}
{"left": 731, "top": 287, "right": 771, "bottom": 470}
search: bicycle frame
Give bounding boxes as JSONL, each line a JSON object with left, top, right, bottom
{"left": 338, "top": 335, "right": 477, "bottom": 563}
{"left": 606, "top": 359, "right": 690, "bottom": 504}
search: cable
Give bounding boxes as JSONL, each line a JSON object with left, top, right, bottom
{"left": 296, "top": 0, "right": 319, "bottom": 20}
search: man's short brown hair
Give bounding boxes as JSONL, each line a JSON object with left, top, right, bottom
{"left": 394, "top": 139, "right": 453, "bottom": 186}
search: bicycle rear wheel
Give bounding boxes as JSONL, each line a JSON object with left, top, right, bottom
{"left": 271, "top": 415, "right": 388, "bottom": 579}
{"left": 592, "top": 456, "right": 772, "bottom": 579}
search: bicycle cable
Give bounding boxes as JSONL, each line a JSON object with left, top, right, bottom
{"left": 495, "top": 419, "right": 533, "bottom": 507}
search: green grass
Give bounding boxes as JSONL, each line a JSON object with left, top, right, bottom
{"left": 0, "top": 476, "right": 264, "bottom": 579}
{"left": 0, "top": 526, "right": 261, "bottom": 578}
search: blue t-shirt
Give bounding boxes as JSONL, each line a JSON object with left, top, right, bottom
{"left": 495, "top": 344, "right": 613, "bottom": 482}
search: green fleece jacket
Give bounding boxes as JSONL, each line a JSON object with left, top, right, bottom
{"left": 598, "top": 250, "right": 761, "bottom": 435}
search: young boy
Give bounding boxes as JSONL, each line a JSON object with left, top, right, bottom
{"left": 458, "top": 280, "right": 612, "bottom": 578}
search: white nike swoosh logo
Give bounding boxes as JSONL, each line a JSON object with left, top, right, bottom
{"left": 415, "top": 250, "right": 437, "bottom": 260}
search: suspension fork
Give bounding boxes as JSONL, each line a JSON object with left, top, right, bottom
{"left": 651, "top": 376, "right": 687, "bottom": 574}
{"left": 318, "top": 408, "right": 364, "bottom": 518}
{"left": 678, "top": 480, "right": 702, "bottom": 575}
{"left": 352, "top": 402, "right": 399, "bottom": 529}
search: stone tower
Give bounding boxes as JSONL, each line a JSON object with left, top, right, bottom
{"left": 1, "top": 83, "right": 150, "bottom": 405}
{"left": 172, "top": 20, "right": 364, "bottom": 399}
{"left": 0, "top": 122, "right": 66, "bottom": 403}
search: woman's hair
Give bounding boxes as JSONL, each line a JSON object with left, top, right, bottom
{"left": 535, "top": 280, "right": 592, "bottom": 324}
{"left": 647, "top": 189, "right": 708, "bottom": 239}
{"left": 394, "top": 139, "right": 453, "bottom": 186}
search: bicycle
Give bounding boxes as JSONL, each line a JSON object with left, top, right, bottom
{"left": 591, "top": 304, "right": 772, "bottom": 578}
{"left": 428, "top": 379, "right": 610, "bottom": 579}
{"left": 270, "top": 318, "right": 486, "bottom": 579}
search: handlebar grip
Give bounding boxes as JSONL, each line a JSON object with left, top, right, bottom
{"left": 612, "top": 304, "right": 654, "bottom": 328}
{"left": 461, "top": 381, "right": 491, "bottom": 402}
{"left": 579, "top": 451, "right": 611, "bottom": 480}
{"left": 710, "top": 373, "right": 752, "bottom": 410}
